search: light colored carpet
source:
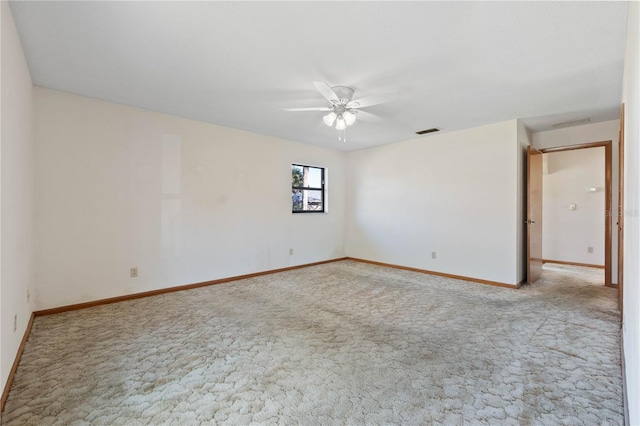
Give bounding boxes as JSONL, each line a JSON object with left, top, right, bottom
{"left": 1, "top": 260, "right": 622, "bottom": 425}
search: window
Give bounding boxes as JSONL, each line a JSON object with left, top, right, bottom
{"left": 292, "top": 164, "right": 324, "bottom": 213}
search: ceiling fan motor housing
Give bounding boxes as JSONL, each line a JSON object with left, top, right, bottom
{"left": 331, "top": 86, "right": 354, "bottom": 105}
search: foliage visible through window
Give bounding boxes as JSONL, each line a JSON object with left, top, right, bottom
{"left": 292, "top": 164, "right": 324, "bottom": 213}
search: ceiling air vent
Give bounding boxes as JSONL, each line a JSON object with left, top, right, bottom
{"left": 416, "top": 128, "right": 440, "bottom": 135}
{"left": 551, "top": 118, "right": 590, "bottom": 129}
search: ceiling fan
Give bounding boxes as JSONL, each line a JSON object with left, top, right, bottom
{"left": 280, "top": 82, "right": 397, "bottom": 142}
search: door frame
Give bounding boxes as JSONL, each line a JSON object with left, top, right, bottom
{"left": 618, "top": 104, "right": 625, "bottom": 313}
{"left": 540, "top": 140, "right": 613, "bottom": 287}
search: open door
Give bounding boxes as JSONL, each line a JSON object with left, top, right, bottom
{"left": 527, "top": 146, "right": 543, "bottom": 285}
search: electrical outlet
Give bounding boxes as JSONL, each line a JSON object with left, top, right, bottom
{"left": 13, "top": 315, "right": 17, "bottom": 333}
{"left": 431, "top": 251, "right": 437, "bottom": 259}
{"left": 130, "top": 267, "right": 138, "bottom": 278}
{"left": 587, "top": 247, "right": 594, "bottom": 253}
{"left": 289, "top": 249, "right": 293, "bottom": 255}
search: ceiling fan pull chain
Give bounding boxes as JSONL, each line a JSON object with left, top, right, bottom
{"left": 338, "top": 128, "right": 346, "bottom": 143}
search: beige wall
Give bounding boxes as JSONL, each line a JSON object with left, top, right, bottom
{"left": 0, "top": 0, "right": 35, "bottom": 391}
{"left": 33, "top": 87, "right": 346, "bottom": 310}
{"left": 622, "top": 1, "right": 640, "bottom": 424}
{"left": 345, "top": 120, "right": 522, "bottom": 285}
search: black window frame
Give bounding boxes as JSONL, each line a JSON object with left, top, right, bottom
{"left": 292, "top": 164, "right": 325, "bottom": 213}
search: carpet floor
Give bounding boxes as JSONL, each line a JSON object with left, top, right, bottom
{"left": 1, "top": 260, "right": 622, "bottom": 425}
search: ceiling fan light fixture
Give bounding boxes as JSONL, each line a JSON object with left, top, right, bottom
{"left": 335, "top": 116, "right": 347, "bottom": 130}
{"left": 323, "top": 112, "right": 337, "bottom": 126}
{"left": 343, "top": 110, "right": 356, "bottom": 126}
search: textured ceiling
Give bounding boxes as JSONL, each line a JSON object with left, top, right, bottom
{"left": 9, "top": 1, "right": 628, "bottom": 151}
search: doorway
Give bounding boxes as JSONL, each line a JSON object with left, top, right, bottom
{"left": 537, "top": 141, "right": 613, "bottom": 287}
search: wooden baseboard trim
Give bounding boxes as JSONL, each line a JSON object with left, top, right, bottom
{"left": 35, "top": 257, "right": 348, "bottom": 317}
{"left": 346, "top": 257, "right": 521, "bottom": 289}
{"left": 1, "top": 312, "right": 35, "bottom": 412}
{"left": 542, "top": 259, "right": 605, "bottom": 269}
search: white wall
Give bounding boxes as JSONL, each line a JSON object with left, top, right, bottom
{"left": 542, "top": 149, "right": 605, "bottom": 265}
{"left": 346, "top": 120, "right": 521, "bottom": 285}
{"left": 533, "top": 120, "right": 620, "bottom": 283}
{"left": 0, "top": 0, "right": 35, "bottom": 392}
{"left": 622, "top": 1, "right": 640, "bottom": 424}
{"left": 34, "top": 88, "right": 346, "bottom": 310}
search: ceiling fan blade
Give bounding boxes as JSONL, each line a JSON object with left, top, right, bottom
{"left": 347, "top": 91, "right": 398, "bottom": 109}
{"left": 354, "top": 110, "right": 382, "bottom": 123}
{"left": 279, "top": 107, "right": 333, "bottom": 111}
{"left": 313, "top": 81, "right": 341, "bottom": 104}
